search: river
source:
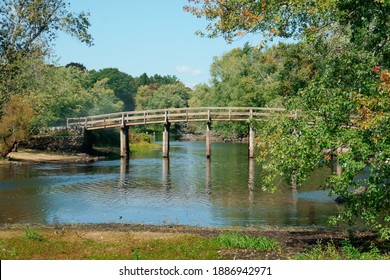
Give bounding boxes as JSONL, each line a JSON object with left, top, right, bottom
{"left": 0, "top": 141, "right": 341, "bottom": 227}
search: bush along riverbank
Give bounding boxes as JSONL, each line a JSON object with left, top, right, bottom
{"left": 0, "top": 224, "right": 388, "bottom": 260}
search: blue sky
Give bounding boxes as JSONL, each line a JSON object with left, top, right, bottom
{"left": 54, "top": 0, "right": 263, "bottom": 87}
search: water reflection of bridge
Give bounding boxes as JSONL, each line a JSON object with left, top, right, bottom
{"left": 116, "top": 156, "right": 318, "bottom": 226}
{"left": 67, "top": 107, "right": 295, "bottom": 159}
{"left": 118, "top": 157, "right": 256, "bottom": 204}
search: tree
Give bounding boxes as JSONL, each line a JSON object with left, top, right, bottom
{"left": 134, "top": 73, "right": 180, "bottom": 88}
{"left": 0, "top": 95, "right": 34, "bottom": 157}
{"left": 186, "top": 0, "right": 390, "bottom": 239}
{"left": 189, "top": 83, "right": 215, "bottom": 107}
{"left": 29, "top": 65, "right": 123, "bottom": 126}
{"left": 134, "top": 82, "right": 190, "bottom": 133}
{"left": 0, "top": 0, "right": 92, "bottom": 157}
{"left": 88, "top": 68, "right": 136, "bottom": 111}
{"left": 85, "top": 78, "right": 124, "bottom": 116}
{"left": 0, "top": 0, "right": 92, "bottom": 64}
{"left": 184, "top": 0, "right": 335, "bottom": 42}
{"left": 135, "top": 82, "right": 190, "bottom": 110}
{"left": 1, "top": 0, "right": 92, "bottom": 107}
{"left": 189, "top": 42, "right": 317, "bottom": 138}
{"left": 66, "top": 62, "right": 87, "bottom": 71}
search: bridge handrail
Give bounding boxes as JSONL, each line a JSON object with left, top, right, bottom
{"left": 66, "top": 107, "right": 293, "bottom": 130}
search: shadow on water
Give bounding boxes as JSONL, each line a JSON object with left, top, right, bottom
{"left": 0, "top": 141, "right": 341, "bottom": 227}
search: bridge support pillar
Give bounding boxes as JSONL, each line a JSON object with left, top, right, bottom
{"left": 331, "top": 146, "right": 349, "bottom": 175}
{"left": 120, "top": 126, "right": 130, "bottom": 159}
{"left": 248, "top": 125, "right": 255, "bottom": 158}
{"left": 206, "top": 121, "right": 211, "bottom": 158}
{"left": 82, "top": 129, "right": 93, "bottom": 154}
{"left": 331, "top": 149, "right": 343, "bottom": 175}
{"left": 162, "top": 122, "right": 170, "bottom": 158}
{"left": 331, "top": 155, "right": 342, "bottom": 175}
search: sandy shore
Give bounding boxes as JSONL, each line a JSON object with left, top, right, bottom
{"left": 4, "top": 150, "right": 101, "bottom": 163}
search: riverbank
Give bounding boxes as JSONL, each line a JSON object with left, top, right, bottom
{"left": 4, "top": 150, "right": 101, "bottom": 163}
{"left": 1, "top": 141, "right": 161, "bottom": 164}
{"left": 0, "top": 223, "right": 388, "bottom": 260}
{"left": 1, "top": 133, "right": 245, "bottom": 164}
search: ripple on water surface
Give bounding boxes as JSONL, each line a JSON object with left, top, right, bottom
{"left": 0, "top": 142, "right": 341, "bottom": 227}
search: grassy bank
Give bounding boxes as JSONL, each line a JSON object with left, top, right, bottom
{"left": 0, "top": 224, "right": 388, "bottom": 260}
{"left": 130, "top": 142, "right": 160, "bottom": 154}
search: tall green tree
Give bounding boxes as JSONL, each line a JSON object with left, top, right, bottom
{"left": 29, "top": 65, "right": 123, "bottom": 126}
{"left": 1, "top": 0, "right": 92, "bottom": 100}
{"left": 189, "top": 42, "right": 317, "bottom": 137}
{"left": 0, "top": 0, "right": 92, "bottom": 157}
{"left": 0, "top": 0, "right": 92, "bottom": 62}
{"left": 85, "top": 77, "right": 124, "bottom": 116}
{"left": 88, "top": 68, "right": 136, "bottom": 111}
{"left": 187, "top": 0, "right": 390, "bottom": 238}
{"left": 134, "top": 73, "right": 180, "bottom": 88}
{"left": 134, "top": 82, "right": 191, "bottom": 133}
{"left": 135, "top": 82, "right": 190, "bottom": 110}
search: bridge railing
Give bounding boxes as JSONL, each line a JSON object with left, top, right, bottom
{"left": 67, "top": 107, "right": 294, "bottom": 130}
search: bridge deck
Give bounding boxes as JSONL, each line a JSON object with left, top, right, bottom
{"left": 67, "top": 107, "right": 295, "bottom": 130}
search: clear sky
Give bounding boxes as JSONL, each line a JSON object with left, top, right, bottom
{"left": 53, "top": 0, "right": 262, "bottom": 87}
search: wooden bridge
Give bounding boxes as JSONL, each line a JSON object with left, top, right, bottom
{"left": 67, "top": 107, "right": 296, "bottom": 159}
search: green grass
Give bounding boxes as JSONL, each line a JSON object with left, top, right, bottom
{"left": 24, "top": 227, "right": 43, "bottom": 241}
{"left": 295, "top": 240, "right": 390, "bottom": 260}
{"left": 0, "top": 231, "right": 220, "bottom": 260}
{"left": 0, "top": 230, "right": 278, "bottom": 260}
{"left": 1, "top": 227, "right": 388, "bottom": 260}
{"left": 215, "top": 232, "right": 281, "bottom": 251}
{"left": 130, "top": 236, "right": 220, "bottom": 260}
{"left": 130, "top": 142, "right": 160, "bottom": 153}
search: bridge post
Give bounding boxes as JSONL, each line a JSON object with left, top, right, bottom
{"left": 330, "top": 146, "right": 349, "bottom": 175}
{"left": 206, "top": 120, "right": 211, "bottom": 158}
{"left": 82, "top": 129, "right": 93, "bottom": 154}
{"left": 248, "top": 125, "right": 255, "bottom": 158}
{"left": 120, "top": 126, "right": 130, "bottom": 159}
{"left": 331, "top": 154, "right": 341, "bottom": 175}
{"left": 331, "top": 147, "right": 343, "bottom": 175}
{"left": 162, "top": 121, "right": 170, "bottom": 158}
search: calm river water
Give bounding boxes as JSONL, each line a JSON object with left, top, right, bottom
{"left": 0, "top": 141, "right": 341, "bottom": 227}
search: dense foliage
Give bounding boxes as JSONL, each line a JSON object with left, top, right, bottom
{"left": 0, "top": 0, "right": 93, "bottom": 155}
{"left": 186, "top": 0, "right": 390, "bottom": 239}
{"left": 189, "top": 42, "right": 317, "bottom": 136}
{"left": 135, "top": 83, "right": 190, "bottom": 110}
{"left": 87, "top": 68, "right": 137, "bottom": 111}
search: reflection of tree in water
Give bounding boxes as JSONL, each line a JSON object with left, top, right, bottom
{"left": 207, "top": 146, "right": 338, "bottom": 227}
{"left": 0, "top": 142, "right": 340, "bottom": 226}
{"left": 288, "top": 188, "right": 298, "bottom": 224}
{"left": 0, "top": 165, "right": 47, "bottom": 224}
{"left": 307, "top": 203, "right": 318, "bottom": 225}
